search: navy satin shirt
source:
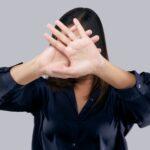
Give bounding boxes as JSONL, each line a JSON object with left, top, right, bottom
{"left": 0, "top": 62, "right": 150, "bottom": 150}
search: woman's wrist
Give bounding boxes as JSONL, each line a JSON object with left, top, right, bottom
{"left": 9, "top": 57, "right": 43, "bottom": 85}
{"left": 32, "top": 56, "right": 45, "bottom": 77}
{"left": 92, "top": 55, "right": 108, "bottom": 77}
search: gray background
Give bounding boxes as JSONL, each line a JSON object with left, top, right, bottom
{"left": 0, "top": 0, "right": 150, "bottom": 149}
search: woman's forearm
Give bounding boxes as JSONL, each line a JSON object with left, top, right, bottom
{"left": 94, "top": 57, "right": 136, "bottom": 89}
{"left": 10, "top": 57, "right": 42, "bottom": 85}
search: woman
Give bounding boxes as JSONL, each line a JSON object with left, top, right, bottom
{"left": 0, "top": 7, "right": 150, "bottom": 150}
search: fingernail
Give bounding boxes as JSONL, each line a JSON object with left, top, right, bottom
{"left": 89, "top": 30, "right": 92, "bottom": 34}
{"left": 73, "top": 18, "right": 78, "bottom": 23}
{"left": 96, "top": 35, "right": 99, "bottom": 39}
{"left": 55, "top": 20, "right": 59, "bottom": 24}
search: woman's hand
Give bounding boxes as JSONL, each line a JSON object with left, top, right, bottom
{"left": 35, "top": 24, "right": 98, "bottom": 78}
{"left": 35, "top": 46, "right": 69, "bottom": 77}
{"left": 44, "top": 18, "right": 105, "bottom": 79}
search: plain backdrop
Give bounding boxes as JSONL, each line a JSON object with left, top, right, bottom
{"left": 0, "top": 0, "right": 150, "bottom": 149}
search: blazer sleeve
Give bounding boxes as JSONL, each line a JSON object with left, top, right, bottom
{"left": 112, "top": 70, "right": 150, "bottom": 128}
{"left": 0, "top": 62, "right": 47, "bottom": 114}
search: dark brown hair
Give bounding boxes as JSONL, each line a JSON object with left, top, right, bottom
{"left": 46, "top": 7, "right": 111, "bottom": 112}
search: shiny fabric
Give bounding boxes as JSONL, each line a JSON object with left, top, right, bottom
{"left": 0, "top": 62, "right": 150, "bottom": 150}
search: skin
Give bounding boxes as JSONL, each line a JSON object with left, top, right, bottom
{"left": 10, "top": 18, "right": 136, "bottom": 114}
{"left": 10, "top": 25, "right": 98, "bottom": 85}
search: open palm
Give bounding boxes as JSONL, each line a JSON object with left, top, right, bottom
{"left": 44, "top": 18, "right": 104, "bottom": 78}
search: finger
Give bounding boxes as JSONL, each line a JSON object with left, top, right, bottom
{"left": 86, "top": 30, "right": 92, "bottom": 36}
{"left": 47, "top": 23, "right": 71, "bottom": 45}
{"left": 70, "top": 25, "right": 92, "bottom": 37}
{"left": 98, "top": 48, "right": 102, "bottom": 53}
{"left": 55, "top": 20, "right": 76, "bottom": 41}
{"left": 91, "top": 35, "right": 100, "bottom": 43}
{"left": 70, "top": 25, "right": 76, "bottom": 32}
{"left": 50, "top": 72, "right": 71, "bottom": 79}
{"left": 73, "top": 18, "right": 87, "bottom": 38}
{"left": 44, "top": 33, "right": 67, "bottom": 54}
{"left": 44, "top": 33, "right": 72, "bottom": 58}
{"left": 43, "top": 66, "right": 70, "bottom": 79}
{"left": 51, "top": 66, "right": 76, "bottom": 78}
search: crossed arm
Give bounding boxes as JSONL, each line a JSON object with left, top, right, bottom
{"left": 10, "top": 18, "right": 136, "bottom": 90}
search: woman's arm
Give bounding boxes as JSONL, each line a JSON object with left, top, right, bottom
{"left": 93, "top": 56, "right": 137, "bottom": 89}
{"left": 10, "top": 57, "right": 41, "bottom": 86}
{"left": 10, "top": 44, "right": 71, "bottom": 86}
{"left": 0, "top": 45, "right": 69, "bottom": 113}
